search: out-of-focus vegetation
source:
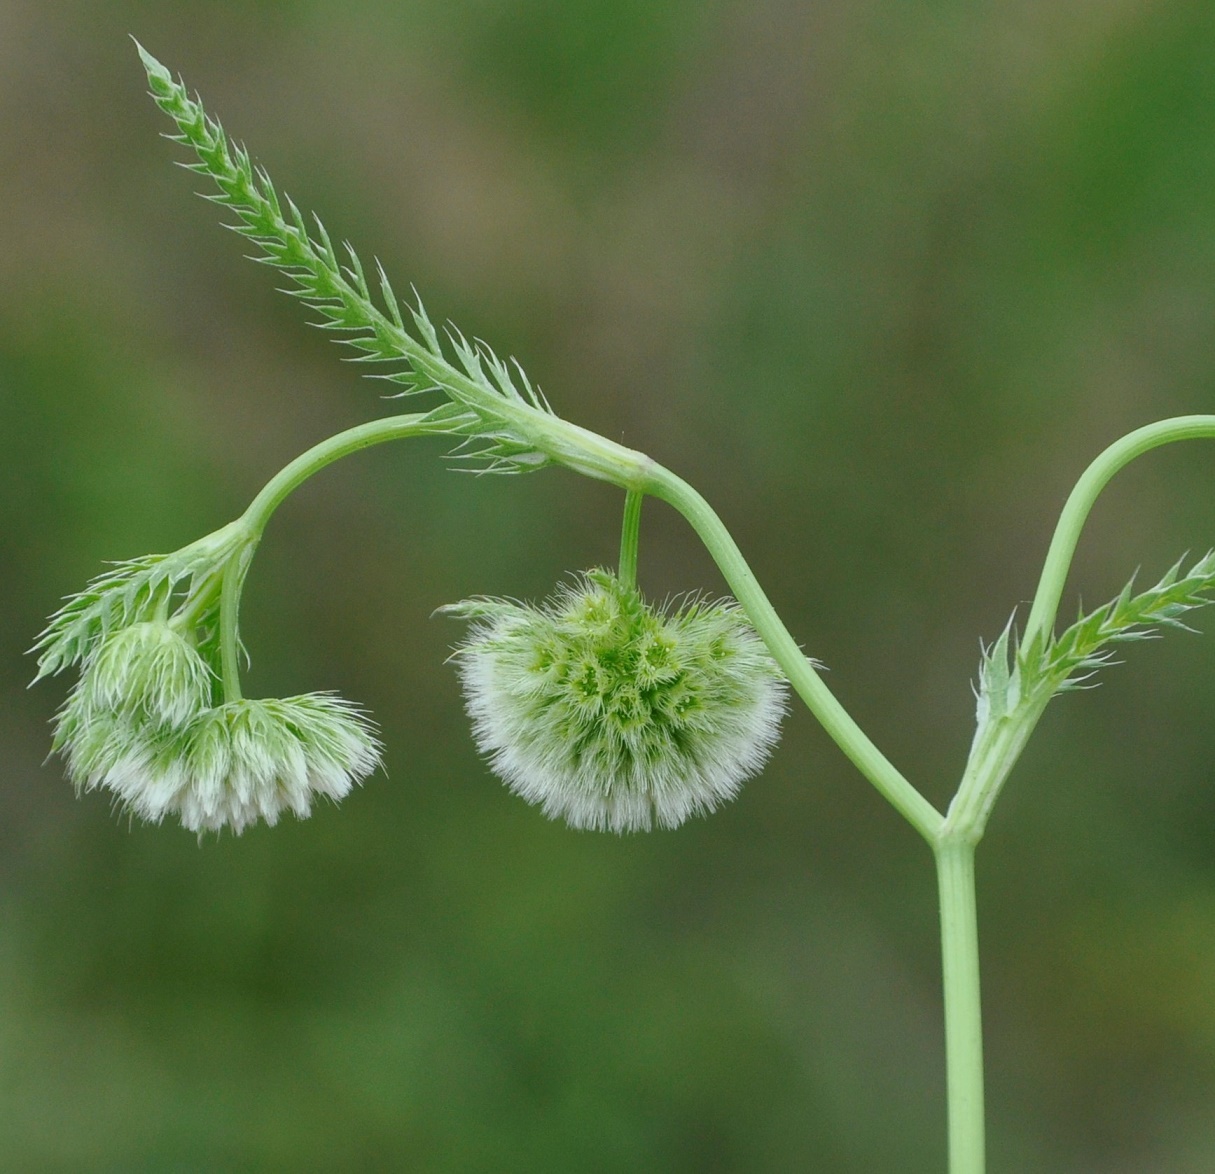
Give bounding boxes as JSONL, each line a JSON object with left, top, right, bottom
{"left": 5, "top": 2, "right": 1215, "bottom": 1169}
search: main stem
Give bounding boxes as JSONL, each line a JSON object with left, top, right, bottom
{"left": 641, "top": 464, "right": 988, "bottom": 1163}
{"left": 937, "top": 840, "right": 985, "bottom": 1174}
{"left": 935, "top": 415, "right": 1215, "bottom": 1171}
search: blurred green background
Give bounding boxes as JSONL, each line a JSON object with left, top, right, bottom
{"left": 5, "top": 1, "right": 1215, "bottom": 1169}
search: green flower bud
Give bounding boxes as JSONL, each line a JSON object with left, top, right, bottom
{"left": 86, "top": 621, "right": 213, "bottom": 727}
{"left": 445, "top": 571, "right": 788, "bottom": 832}
{"left": 31, "top": 520, "right": 251, "bottom": 684}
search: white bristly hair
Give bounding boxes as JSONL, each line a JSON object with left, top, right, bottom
{"left": 446, "top": 571, "right": 788, "bottom": 833}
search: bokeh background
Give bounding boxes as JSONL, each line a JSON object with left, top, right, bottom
{"left": 4, "top": 1, "right": 1215, "bottom": 1169}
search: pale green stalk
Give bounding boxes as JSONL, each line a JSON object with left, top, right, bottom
{"left": 1024, "top": 415, "right": 1215, "bottom": 648}
{"left": 215, "top": 414, "right": 433, "bottom": 701}
{"left": 643, "top": 463, "right": 944, "bottom": 844}
{"left": 640, "top": 463, "right": 991, "bottom": 1167}
{"left": 927, "top": 415, "right": 1215, "bottom": 1173}
{"left": 650, "top": 418, "right": 1215, "bottom": 1172}
{"left": 937, "top": 841, "right": 984, "bottom": 1172}
{"left": 218, "top": 547, "right": 249, "bottom": 702}
{"left": 239, "top": 414, "right": 433, "bottom": 536}
{"left": 617, "top": 490, "right": 644, "bottom": 590}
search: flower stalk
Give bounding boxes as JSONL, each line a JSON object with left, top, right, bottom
{"left": 643, "top": 463, "right": 945, "bottom": 843}
{"left": 617, "top": 489, "right": 644, "bottom": 591}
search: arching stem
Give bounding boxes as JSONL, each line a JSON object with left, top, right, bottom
{"left": 642, "top": 463, "right": 943, "bottom": 844}
{"left": 1024, "top": 415, "right": 1215, "bottom": 648}
{"left": 241, "top": 414, "right": 434, "bottom": 538}
{"left": 215, "top": 412, "right": 435, "bottom": 703}
{"left": 929, "top": 414, "right": 1215, "bottom": 1173}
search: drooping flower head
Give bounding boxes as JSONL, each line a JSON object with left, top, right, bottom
{"left": 36, "top": 525, "right": 382, "bottom": 835}
{"left": 444, "top": 570, "right": 788, "bottom": 832}
{"left": 60, "top": 694, "right": 382, "bottom": 835}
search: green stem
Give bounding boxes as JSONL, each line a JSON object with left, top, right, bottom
{"left": 643, "top": 463, "right": 943, "bottom": 844}
{"left": 1024, "top": 415, "right": 1215, "bottom": 649}
{"left": 937, "top": 840, "right": 985, "bottom": 1174}
{"left": 241, "top": 413, "right": 433, "bottom": 539}
{"left": 219, "top": 546, "right": 249, "bottom": 703}
{"left": 931, "top": 415, "right": 1215, "bottom": 1168}
{"left": 947, "top": 415, "right": 1215, "bottom": 838}
{"left": 172, "top": 570, "right": 224, "bottom": 635}
{"left": 215, "top": 412, "right": 435, "bottom": 702}
{"left": 618, "top": 490, "right": 643, "bottom": 590}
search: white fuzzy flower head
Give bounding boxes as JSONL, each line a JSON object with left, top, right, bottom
{"left": 37, "top": 525, "right": 383, "bottom": 835}
{"left": 445, "top": 570, "right": 788, "bottom": 832}
{"left": 56, "top": 688, "right": 381, "bottom": 835}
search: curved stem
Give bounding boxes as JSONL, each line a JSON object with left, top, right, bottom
{"left": 1024, "top": 416, "right": 1215, "bottom": 648}
{"left": 643, "top": 463, "right": 943, "bottom": 844}
{"left": 241, "top": 413, "right": 433, "bottom": 539}
{"left": 215, "top": 412, "right": 436, "bottom": 701}
{"left": 618, "top": 490, "right": 643, "bottom": 590}
{"left": 931, "top": 415, "right": 1215, "bottom": 1169}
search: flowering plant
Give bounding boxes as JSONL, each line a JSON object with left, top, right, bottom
{"left": 33, "top": 44, "right": 1215, "bottom": 1172}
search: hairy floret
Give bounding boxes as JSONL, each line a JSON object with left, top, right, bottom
{"left": 445, "top": 571, "right": 788, "bottom": 832}
{"left": 56, "top": 692, "right": 381, "bottom": 835}
{"left": 31, "top": 521, "right": 249, "bottom": 682}
{"left": 86, "top": 621, "right": 214, "bottom": 727}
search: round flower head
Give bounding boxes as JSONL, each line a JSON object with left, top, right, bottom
{"left": 52, "top": 686, "right": 138, "bottom": 792}
{"left": 445, "top": 570, "right": 788, "bottom": 832}
{"left": 56, "top": 690, "right": 381, "bottom": 835}
{"left": 85, "top": 621, "right": 214, "bottom": 727}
